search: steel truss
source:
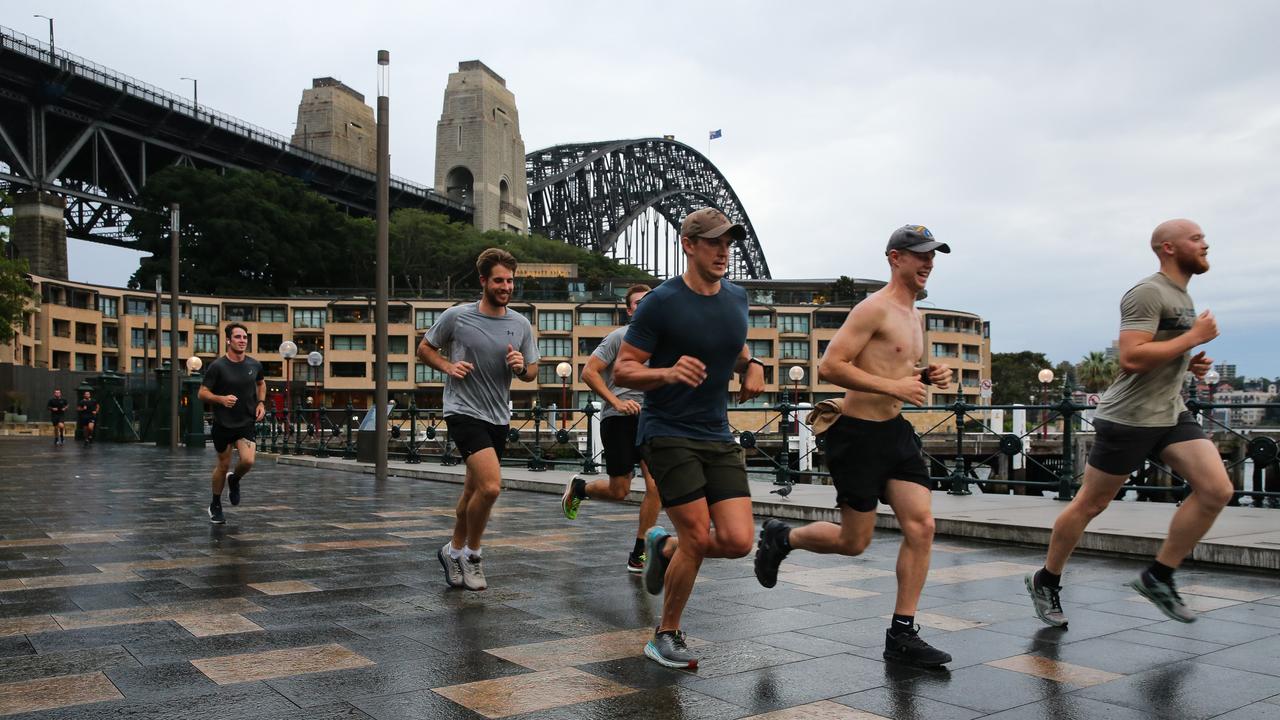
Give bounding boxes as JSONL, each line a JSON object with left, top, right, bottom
{"left": 525, "top": 138, "right": 771, "bottom": 280}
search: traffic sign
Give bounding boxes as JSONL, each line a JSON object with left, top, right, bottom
{"left": 980, "top": 379, "right": 993, "bottom": 391}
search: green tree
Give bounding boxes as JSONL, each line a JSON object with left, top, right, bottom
{"left": 991, "top": 350, "right": 1053, "bottom": 405}
{"left": 1076, "top": 350, "right": 1118, "bottom": 392}
{"left": 0, "top": 191, "right": 37, "bottom": 345}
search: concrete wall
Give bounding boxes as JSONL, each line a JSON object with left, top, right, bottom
{"left": 291, "top": 78, "right": 377, "bottom": 172}
{"left": 10, "top": 192, "right": 68, "bottom": 280}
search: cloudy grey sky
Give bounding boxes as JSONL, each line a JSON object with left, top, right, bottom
{"left": 13, "top": 0, "right": 1280, "bottom": 377}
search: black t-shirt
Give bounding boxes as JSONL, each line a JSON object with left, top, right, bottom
{"left": 48, "top": 397, "right": 68, "bottom": 418}
{"left": 202, "top": 355, "right": 264, "bottom": 429}
{"left": 77, "top": 399, "right": 98, "bottom": 418}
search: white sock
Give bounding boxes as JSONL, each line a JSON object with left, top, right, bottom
{"left": 447, "top": 543, "right": 462, "bottom": 560}
{"left": 464, "top": 546, "right": 482, "bottom": 560}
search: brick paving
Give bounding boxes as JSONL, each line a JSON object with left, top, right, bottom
{"left": 1, "top": 438, "right": 1279, "bottom": 718}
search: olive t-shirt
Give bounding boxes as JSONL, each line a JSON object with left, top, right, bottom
{"left": 1094, "top": 272, "right": 1196, "bottom": 427}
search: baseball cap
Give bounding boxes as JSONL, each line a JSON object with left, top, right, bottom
{"left": 681, "top": 207, "right": 747, "bottom": 241}
{"left": 886, "top": 225, "right": 950, "bottom": 255}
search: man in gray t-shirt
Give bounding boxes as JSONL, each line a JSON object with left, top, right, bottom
{"left": 417, "top": 248, "right": 539, "bottom": 592}
{"left": 1029, "top": 219, "right": 1232, "bottom": 629}
{"left": 560, "top": 285, "right": 660, "bottom": 574}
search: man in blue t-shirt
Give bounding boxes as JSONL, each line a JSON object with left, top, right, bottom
{"left": 615, "top": 207, "right": 765, "bottom": 670}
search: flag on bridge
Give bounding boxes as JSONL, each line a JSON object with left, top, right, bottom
{"left": 709, "top": 129, "right": 722, "bottom": 140}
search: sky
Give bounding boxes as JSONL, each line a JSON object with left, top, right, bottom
{"left": 11, "top": 1, "right": 1280, "bottom": 378}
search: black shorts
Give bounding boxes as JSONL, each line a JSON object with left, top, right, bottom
{"left": 825, "top": 415, "right": 931, "bottom": 512}
{"left": 50, "top": 413, "right": 65, "bottom": 425}
{"left": 77, "top": 415, "right": 96, "bottom": 427}
{"left": 600, "top": 415, "right": 641, "bottom": 477}
{"left": 1088, "top": 411, "right": 1207, "bottom": 476}
{"left": 640, "top": 436, "right": 750, "bottom": 508}
{"left": 212, "top": 424, "right": 256, "bottom": 453}
{"left": 445, "top": 415, "right": 508, "bottom": 462}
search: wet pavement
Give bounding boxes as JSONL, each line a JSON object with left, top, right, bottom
{"left": 1, "top": 438, "right": 1278, "bottom": 719}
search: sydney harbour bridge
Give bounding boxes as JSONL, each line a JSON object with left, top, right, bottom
{"left": 0, "top": 25, "right": 771, "bottom": 281}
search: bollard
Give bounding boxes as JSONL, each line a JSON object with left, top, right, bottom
{"left": 582, "top": 403, "right": 599, "bottom": 474}
{"left": 315, "top": 403, "right": 329, "bottom": 458}
{"left": 1056, "top": 383, "right": 1079, "bottom": 501}
{"left": 948, "top": 401, "right": 971, "bottom": 495}
{"left": 529, "top": 406, "right": 547, "bottom": 471}
{"left": 776, "top": 398, "right": 792, "bottom": 488}
{"left": 293, "top": 400, "right": 303, "bottom": 455}
{"left": 407, "top": 402, "right": 421, "bottom": 464}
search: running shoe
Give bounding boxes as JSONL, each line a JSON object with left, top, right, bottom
{"left": 562, "top": 476, "right": 585, "bottom": 520}
{"left": 1128, "top": 571, "right": 1196, "bottom": 623}
{"left": 208, "top": 501, "right": 225, "bottom": 525}
{"left": 627, "top": 552, "right": 646, "bottom": 574}
{"left": 643, "top": 526, "right": 671, "bottom": 595}
{"left": 1025, "top": 573, "right": 1068, "bottom": 628}
{"left": 461, "top": 553, "right": 487, "bottom": 591}
{"left": 645, "top": 629, "right": 698, "bottom": 669}
{"left": 437, "top": 543, "right": 463, "bottom": 588}
{"left": 227, "top": 471, "right": 241, "bottom": 506}
{"left": 883, "top": 626, "right": 951, "bottom": 667}
{"left": 754, "top": 518, "right": 792, "bottom": 589}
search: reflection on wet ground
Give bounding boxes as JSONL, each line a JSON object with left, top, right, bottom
{"left": 1, "top": 440, "right": 1278, "bottom": 718}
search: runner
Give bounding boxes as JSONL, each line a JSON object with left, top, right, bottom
{"left": 752, "top": 224, "right": 954, "bottom": 667}
{"left": 1027, "top": 218, "right": 1229, "bottom": 626}
{"left": 614, "top": 207, "right": 765, "bottom": 669}
{"left": 197, "top": 323, "right": 265, "bottom": 525}
{"left": 76, "top": 390, "right": 98, "bottom": 446}
{"left": 417, "top": 248, "right": 539, "bottom": 591}
{"left": 560, "top": 284, "right": 661, "bottom": 573}
{"left": 47, "top": 389, "right": 68, "bottom": 446}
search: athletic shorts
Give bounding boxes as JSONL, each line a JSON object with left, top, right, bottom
{"left": 600, "top": 415, "right": 641, "bottom": 477}
{"left": 639, "top": 436, "right": 749, "bottom": 508}
{"left": 50, "top": 413, "right": 65, "bottom": 425}
{"left": 1088, "top": 411, "right": 1206, "bottom": 476}
{"left": 824, "top": 415, "right": 931, "bottom": 512}
{"left": 77, "top": 414, "right": 96, "bottom": 427}
{"left": 212, "top": 424, "right": 256, "bottom": 453}
{"left": 445, "top": 414, "right": 508, "bottom": 462}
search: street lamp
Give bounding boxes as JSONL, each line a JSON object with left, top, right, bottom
{"left": 307, "top": 351, "right": 324, "bottom": 438}
{"left": 556, "top": 361, "right": 572, "bottom": 429}
{"left": 1204, "top": 369, "right": 1221, "bottom": 424}
{"left": 32, "top": 15, "right": 54, "bottom": 56}
{"left": 180, "top": 77, "right": 198, "bottom": 108}
{"left": 1037, "top": 368, "right": 1055, "bottom": 439}
{"left": 185, "top": 356, "right": 202, "bottom": 374}
{"left": 279, "top": 341, "right": 297, "bottom": 427}
{"left": 787, "top": 365, "right": 805, "bottom": 429}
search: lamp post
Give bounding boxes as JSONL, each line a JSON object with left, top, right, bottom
{"left": 279, "top": 341, "right": 297, "bottom": 429}
{"left": 788, "top": 365, "right": 805, "bottom": 430}
{"left": 1037, "top": 368, "right": 1055, "bottom": 439}
{"left": 1205, "top": 369, "right": 1220, "bottom": 425}
{"left": 307, "top": 351, "right": 324, "bottom": 426}
{"left": 374, "top": 48, "right": 390, "bottom": 482}
{"left": 32, "top": 15, "right": 53, "bottom": 57}
{"left": 180, "top": 77, "right": 198, "bottom": 108}
{"left": 556, "top": 362, "right": 572, "bottom": 429}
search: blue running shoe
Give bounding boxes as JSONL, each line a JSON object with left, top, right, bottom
{"left": 643, "top": 526, "right": 671, "bottom": 596}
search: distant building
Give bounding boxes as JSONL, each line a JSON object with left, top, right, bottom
{"left": 1214, "top": 363, "right": 1238, "bottom": 380}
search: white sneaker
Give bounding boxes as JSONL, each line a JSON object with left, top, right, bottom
{"left": 460, "top": 553, "right": 487, "bottom": 591}
{"left": 437, "top": 543, "right": 463, "bottom": 588}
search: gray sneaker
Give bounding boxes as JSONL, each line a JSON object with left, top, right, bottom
{"left": 1129, "top": 571, "right": 1196, "bottom": 623}
{"left": 1025, "top": 573, "right": 1068, "bottom": 628}
{"left": 460, "top": 553, "right": 487, "bottom": 591}
{"left": 643, "top": 526, "right": 671, "bottom": 596}
{"left": 437, "top": 544, "right": 463, "bottom": 588}
{"left": 644, "top": 629, "right": 698, "bottom": 669}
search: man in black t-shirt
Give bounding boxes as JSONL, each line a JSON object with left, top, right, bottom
{"left": 47, "top": 389, "right": 69, "bottom": 446}
{"left": 76, "top": 390, "right": 98, "bottom": 445}
{"left": 197, "top": 323, "right": 265, "bottom": 524}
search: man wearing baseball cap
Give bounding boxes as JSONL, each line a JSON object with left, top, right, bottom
{"left": 753, "top": 223, "right": 955, "bottom": 668}
{"left": 614, "top": 207, "right": 766, "bottom": 669}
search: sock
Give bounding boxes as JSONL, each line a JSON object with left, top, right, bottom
{"left": 211, "top": 494, "right": 221, "bottom": 505}
{"left": 227, "top": 471, "right": 238, "bottom": 482}
{"left": 890, "top": 614, "right": 915, "bottom": 636}
{"left": 632, "top": 538, "right": 645, "bottom": 557}
{"left": 447, "top": 544, "right": 462, "bottom": 560}
{"left": 1146, "top": 560, "right": 1175, "bottom": 584}
{"left": 1036, "top": 567, "right": 1061, "bottom": 589}
{"left": 464, "top": 546, "right": 482, "bottom": 561}
{"left": 573, "top": 477, "right": 588, "bottom": 500}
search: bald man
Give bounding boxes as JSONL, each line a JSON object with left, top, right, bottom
{"left": 1027, "top": 219, "right": 1230, "bottom": 627}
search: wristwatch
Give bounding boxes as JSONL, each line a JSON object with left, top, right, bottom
{"left": 747, "top": 357, "right": 766, "bottom": 369}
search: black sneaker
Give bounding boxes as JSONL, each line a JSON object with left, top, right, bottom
{"left": 883, "top": 626, "right": 951, "bottom": 667}
{"left": 227, "top": 472, "right": 241, "bottom": 506}
{"left": 208, "top": 501, "right": 226, "bottom": 525}
{"left": 754, "top": 519, "right": 792, "bottom": 588}
{"left": 1128, "top": 570, "right": 1196, "bottom": 623}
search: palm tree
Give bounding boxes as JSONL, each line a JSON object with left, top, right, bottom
{"left": 1077, "top": 351, "right": 1118, "bottom": 392}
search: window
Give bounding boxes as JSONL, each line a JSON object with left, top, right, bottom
{"left": 747, "top": 339, "right": 773, "bottom": 358}
{"left": 52, "top": 319, "right": 70, "bottom": 338}
{"left": 932, "top": 343, "right": 958, "bottom": 358}
{"left": 295, "top": 361, "right": 321, "bottom": 382}
{"left": 130, "top": 328, "right": 153, "bottom": 348}
{"left": 817, "top": 339, "right": 831, "bottom": 358}
{"left": 185, "top": 304, "right": 215, "bottom": 326}
{"left": 195, "top": 331, "right": 219, "bottom": 354}
{"left": 102, "top": 355, "right": 118, "bottom": 372}
{"left": 416, "top": 309, "right": 443, "bottom": 330}
{"left": 330, "top": 362, "right": 366, "bottom": 378}
{"left": 130, "top": 357, "right": 146, "bottom": 374}
{"left": 161, "top": 330, "right": 189, "bottom": 347}
{"left": 98, "top": 296, "right": 118, "bottom": 318}
{"left": 512, "top": 307, "right": 534, "bottom": 324}
{"left": 259, "top": 306, "right": 287, "bottom": 323}
{"left": 578, "top": 310, "right": 615, "bottom": 326}
{"left": 538, "top": 337, "right": 572, "bottom": 357}
{"left": 331, "top": 335, "right": 367, "bottom": 351}
{"left": 158, "top": 302, "right": 189, "bottom": 319}
{"left": 254, "top": 333, "right": 282, "bottom": 354}
{"left": 578, "top": 337, "right": 602, "bottom": 356}
{"left": 389, "top": 307, "right": 411, "bottom": 324}
{"left": 225, "top": 305, "right": 255, "bottom": 322}
{"left": 538, "top": 364, "right": 567, "bottom": 384}
{"left": 735, "top": 391, "right": 771, "bottom": 408}
{"left": 779, "top": 340, "right": 810, "bottom": 360}
{"left": 74, "top": 322, "right": 96, "bottom": 345}
{"left": 538, "top": 311, "right": 572, "bottom": 332}
{"left": 74, "top": 353, "right": 96, "bottom": 371}
{"left": 962, "top": 345, "right": 982, "bottom": 363}
{"left": 125, "top": 297, "right": 151, "bottom": 316}
{"left": 778, "top": 314, "right": 810, "bottom": 334}
{"left": 416, "top": 364, "right": 446, "bottom": 383}
{"left": 102, "top": 325, "right": 119, "bottom": 349}
{"left": 748, "top": 311, "right": 774, "bottom": 328}
{"left": 261, "top": 361, "right": 283, "bottom": 378}
{"left": 294, "top": 309, "right": 326, "bottom": 328}
{"left": 384, "top": 336, "right": 407, "bottom": 354}
{"left": 814, "top": 312, "right": 845, "bottom": 329}
{"left": 387, "top": 362, "right": 408, "bottom": 381}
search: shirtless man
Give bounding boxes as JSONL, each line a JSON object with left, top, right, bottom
{"left": 753, "top": 224, "right": 953, "bottom": 667}
{"left": 1027, "top": 219, "right": 1230, "bottom": 626}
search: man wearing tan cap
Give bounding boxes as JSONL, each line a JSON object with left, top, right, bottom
{"left": 614, "top": 207, "right": 766, "bottom": 669}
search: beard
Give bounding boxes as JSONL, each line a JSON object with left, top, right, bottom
{"left": 484, "top": 285, "right": 511, "bottom": 307}
{"left": 1177, "top": 252, "right": 1210, "bottom": 276}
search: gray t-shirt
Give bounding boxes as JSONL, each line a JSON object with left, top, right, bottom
{"left": 591, "top": 325, "right": 645, "bottom": 420}
{"left": 425, "top": 302, "right": 538, "bottom": 426}
{"left": 1094, "top": 272, "right": 1196, "bottom": 427}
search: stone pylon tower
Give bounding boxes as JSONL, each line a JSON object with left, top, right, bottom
{"left": 434, "top": 61, "right": 527, "bottom": 233}
{"left": 291, "top": 78, "right": 376, "bottom": 172}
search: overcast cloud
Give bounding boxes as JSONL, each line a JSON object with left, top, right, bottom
{"left": 14, "top": 0, "right": 1280, "bottom": 377}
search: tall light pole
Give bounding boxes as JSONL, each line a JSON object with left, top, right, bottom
{"left": 373, "top": 49, "right": 390, "bottom": 481}
{"left": 180, "top": 77, "right": 198, "bottom": 108}
{"left": 788, "top": 365, "right": 805, "bottom": 430}
{"left": 1037, "top": 368, "right": 1055, "bottom": 439}
{"left": 279, "top": 341, "right": 297, "bottom": 430}
{"left": 169, "top": 204, "right": 181, "bottom": 451}
{"left": 556, "top": 362, "right": 572, "bottom": 428}
{"left": 1205, "top": 368, "right": 1221, "bottom": 426}
{"left": 32, "top": 15, "right": 54, "bottom": 57}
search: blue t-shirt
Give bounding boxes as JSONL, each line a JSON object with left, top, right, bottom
{"left": 624, "top": 276, "right": 748, "bottom": 444}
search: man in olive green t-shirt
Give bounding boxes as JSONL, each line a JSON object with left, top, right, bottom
{"left": 1027, "top": 219, "right": 1232, "bottom": 628}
